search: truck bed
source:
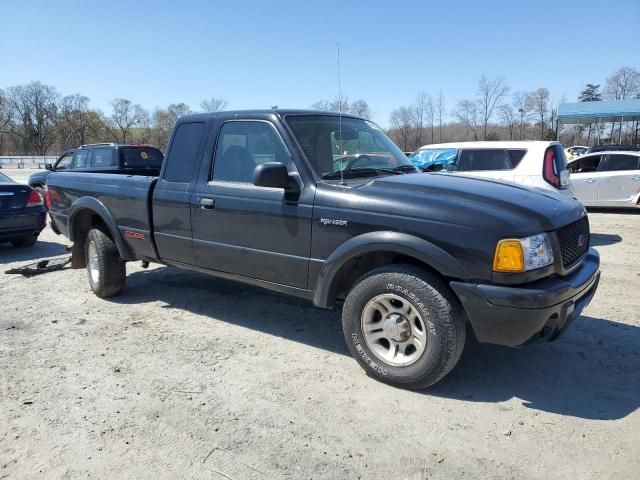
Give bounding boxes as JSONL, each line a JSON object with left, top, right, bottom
{"left": 47, "top": 171, "right": 158, "bottom": 260}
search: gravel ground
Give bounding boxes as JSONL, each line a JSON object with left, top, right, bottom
{"left": 1, "top": 169, "right": 639, "bottom": 479}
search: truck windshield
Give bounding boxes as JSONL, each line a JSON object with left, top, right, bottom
{"left": 119, "top": 147, "right": 164, "bottom": 169}
{"left": 286, "top": 115, "right": 417, "bottom": 181}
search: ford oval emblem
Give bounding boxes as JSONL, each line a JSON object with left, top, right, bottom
{"left": 577, "top": 234, "right": 586, "bottom": 248}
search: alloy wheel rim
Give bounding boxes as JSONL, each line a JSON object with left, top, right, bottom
{"left": 360, "top": 293, "right": 428, "bottom": 367}
{"left": 88, "top": 241, "right": 99, "bottom": 284}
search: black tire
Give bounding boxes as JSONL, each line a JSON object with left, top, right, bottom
{"left": 342, "top": 265, "right": 466, "bottom": 390}
{"left": 85, "top": 227, "right": 126, "bottom": 298}
{"left": 11, "top": 234, "right": 38, "bottom": 248}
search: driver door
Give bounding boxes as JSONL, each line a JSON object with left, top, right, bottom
{"left": 190, "top": 120, "right": 313, "bottom": 288}
{"left": 568, "top": 155, "right": 600, "bottom": 205}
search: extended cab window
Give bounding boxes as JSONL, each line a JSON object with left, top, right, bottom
{"left": 164, "top": 122, "right": 205, "bottom": 182}
{"left": 72, "top": 150, "right": 90, "bottom": 169}
{"left": 120, "top": 147, "right": 163, "bottom": 169}
{"left": 599, "top": 154, "right": 639, "bottom": 172}
{"left": 457, "top": 149, "right": 514, "bottom": 171}
{"left": 212, "top": 121, "right": 290, "bottom": 183}
{"left": 92, "top": 148, "right": 117, "bottom": 168}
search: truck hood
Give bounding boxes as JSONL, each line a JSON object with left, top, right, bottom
{"left": 356, "top": 173, "right": 585, "bottom": 235}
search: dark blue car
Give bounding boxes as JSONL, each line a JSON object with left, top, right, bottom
{"left": 0, "top": 171, "right": 46, "bottom": 247}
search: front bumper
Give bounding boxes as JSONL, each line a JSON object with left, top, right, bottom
{"left": 451, "top": 249, "right": 600, "bottom": 346}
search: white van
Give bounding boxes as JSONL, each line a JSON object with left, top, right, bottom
{"left": 408, "top": 141, "right": 573, "bottom": 197}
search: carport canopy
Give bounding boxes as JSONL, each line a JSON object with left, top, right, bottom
{"left": 558, "top": 99, "right": 640, "bottom": 124}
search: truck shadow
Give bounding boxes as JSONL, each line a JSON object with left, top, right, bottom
{"left": 429, "top": 317, "right": 640, "bottom": 420}
{"left": 116, "top": 267, "right": 639, "bottom": 421}
{"left": 0, "top": 240, "right": 68, "bottom": 265}
{"left": 590, "top": 233, "right": 622, "bottom": 246}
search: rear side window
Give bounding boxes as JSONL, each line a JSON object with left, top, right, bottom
{"left": 92, "top": 148, "right": 117, "bottom": 168}
{"left": 163, "top": 123, "right": 205, "bottom": 182}
{"left": 507, "top": 149, "right": 527, "bottom": 167}
{"left": 457, "top": 149, "right": 514, "bottom": 171}
{"left": 599, "top": 154, "right": 639, "bottom": 172}
{"left": 120, "top": 147, "right": 163, "bottom": 169}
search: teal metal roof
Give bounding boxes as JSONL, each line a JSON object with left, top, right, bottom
{"left": 558, "top": 99, "right": 640, "bottom": 123}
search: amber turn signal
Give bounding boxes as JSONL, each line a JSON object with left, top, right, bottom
{"left": 493, "top": 239, "right": 525, "bottom": 273}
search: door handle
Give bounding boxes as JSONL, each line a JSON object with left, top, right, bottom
{"left": 585, "top": 178, "right": 595, "bottom": 183}
{"left": 630, "top": 176, "right": 640, "bottom": 181}
{"left": 200, "top": 197, "right": 215, "bottom": 209}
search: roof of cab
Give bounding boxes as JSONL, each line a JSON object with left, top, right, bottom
{"left": 416, "top": 141, "right": 560, "bottom": 150}
{"left": 177, "top": 109, "right": 364, "bottom": 123}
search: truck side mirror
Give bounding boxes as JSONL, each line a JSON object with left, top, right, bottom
{"left": 253, "top": 162, "right": 290, "bottom": 189}
{"left": 45, "top": 163, "right": 53, "bottom": 171}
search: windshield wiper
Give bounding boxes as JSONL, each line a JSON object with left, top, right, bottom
{"left": 322, "top": 167, "right": 403, "bottom": 180}
{"left": 392, "top": 165, "right": 419, "bottom": 173}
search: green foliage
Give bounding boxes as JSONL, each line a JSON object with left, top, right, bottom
{"left": 485, "top": 131, "right": 499, "bottom": 141}
{"left": 579, "top": 84, "right": 602, "bottom": 102}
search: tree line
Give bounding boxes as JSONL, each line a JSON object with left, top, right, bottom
{"left": 1, "top": 66, "right": 638, "bottom": 156}
{"left": 0, "top": 83, "right": 228, "bottom": 156}
{"left": 386, "top": 66, "right": 640, "bottom": 151}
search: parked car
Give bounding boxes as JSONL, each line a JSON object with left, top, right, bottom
{"left": 46, "top": 110, "right": 599, "bottom": 389}
{"left": 585, "top": 145, "right": 639, "bottom": 154}
{"left": 28, "top": 143, "right": 164, "bottom": 198}
{"left": 567, "top": 151, "right": 640, "bottom": 208}
{"left": 0, "top": 171, "right": 46, "bottom": 247}
{"left": 565, "top": 145, "right": 589, "bottom": 161}
{"left": 408, "top": 141, "right": 573, "bottom": 197}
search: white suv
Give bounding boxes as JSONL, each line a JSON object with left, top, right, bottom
{"left": 408, "top": 141, "right": 573, "bottom": 197}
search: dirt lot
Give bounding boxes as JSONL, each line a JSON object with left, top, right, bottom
{"left": 1, "top": 169, "right": 639, "bottom": 479}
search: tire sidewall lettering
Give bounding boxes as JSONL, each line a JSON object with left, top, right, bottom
{"left": 386, "top": 283, "right": 437, "bottom": 336}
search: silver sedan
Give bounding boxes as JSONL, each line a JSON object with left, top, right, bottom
{"left": 568, "top": 151, "right": 640, "bottom": 208}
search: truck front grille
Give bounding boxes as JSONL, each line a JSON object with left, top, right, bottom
{"left": 557, "top": 216, "right": 590, "bottom": 268}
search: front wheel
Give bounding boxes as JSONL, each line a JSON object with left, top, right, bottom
{"left": 85, "top": 227, "right": 126, "bottom": 298}
{"left": 342, "top": 265, "right": 466, "bottom": 389}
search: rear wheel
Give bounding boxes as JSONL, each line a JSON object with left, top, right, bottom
{"left": 11, "top": 234, "right": 38, "bottom": 248}
{"left": 85, "top": 227, "right": 126, "bottom": 298}
{"left": 342, "top": 265, "right": 466, "bottom": 389}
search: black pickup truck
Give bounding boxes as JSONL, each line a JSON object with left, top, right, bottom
{"left": 47, "top": 110, "right": 600, "bottom": 389}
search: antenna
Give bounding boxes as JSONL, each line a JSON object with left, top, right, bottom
{"left": 337, "top": 43, "right": 344, "bottom": 185}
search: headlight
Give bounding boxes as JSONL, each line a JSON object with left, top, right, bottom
{"left": 493, "top": 233, "right": 554, "bottom": 273}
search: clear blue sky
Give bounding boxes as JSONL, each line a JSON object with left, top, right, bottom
{"left": 2, "top": 0, "right": 638, "bottom": 126}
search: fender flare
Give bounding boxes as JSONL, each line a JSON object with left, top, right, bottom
{"left": 68, "top": 197, "right": 133, "bottom": 261}
{"left": 312, "top": 231, "right": 470, "bottom": 308}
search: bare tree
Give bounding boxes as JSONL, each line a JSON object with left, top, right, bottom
{"left": 0, "top": 89, "right": 11, "bottom": 155}
{"left": 511, "top": 91, "right": 530, "bottom": 140}
{"left": 310, "top": 99, "right": 332, "bottom": 111}
{"left": 453, "top": 100, "right": 481, "bottom": 140}
{"left": 349, "top": 99, "right": 372, "bottom": 119}
{"left": 526, "top": 88, "right": 550, "bottom": 140}
{"left": 477, "top": 75, "right": 509, "bottom": 140}
{"left": 59, "top": 94, "right": 95, "bottom": 146}
{"left": 604, "top": 67, "right": 640, "bottom": 141}
{"left": 499, "top": 104, "right": 517, "bottom": 140}
{"left": 389, "top": 107, "right": 415, "bottom": 151}
{"left": 413, "top": 92, "right": 431, "bottom": 147}
{"left": 200, "top": 97, "right": 228, "bottom": 112}
{"left": 103, "top": 98, "right": 147, "bottom": 143}
{"left": 604, "top": 67, "right": 640, "bottom": 100}
{"left": 5, "top": 81, "right": 60, "bottom": 155}
{"left": 436, "top": 91, "right": 445, "bottom": 142}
